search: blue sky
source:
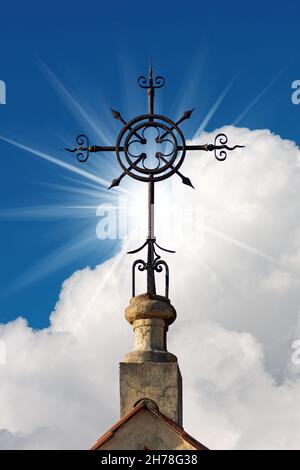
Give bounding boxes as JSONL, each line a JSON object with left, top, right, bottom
{"left": 0, "top": 0, "right": 299, "bottom": 328}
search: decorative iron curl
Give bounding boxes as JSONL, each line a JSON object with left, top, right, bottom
{"left": 137, "top": 75, "right": 165, "bottom": 89}
{"left": 132, "top": 259, "right": 147, "bottom": 297}
{"left": 211, "top": 133, "right": 245, "bottom": 161}
{"left": 65, "top": 134, "right": 90, "bottom": 162}
{"left": 153, "top": 75, "right": 165, "bottom": 88}
{"left": 137, "top": 75, "right": 148, "bottom": 88}
{"left": 130, "top": 240, "right": 173, "bottom": 297}
{"left": 76, "top": 134, "right": 90, "bottom": 162}
{"left": 213, "top": 133, "right": 228, "bottom": 161}
{"left": 154, "top": 260, "right": 169, "bottom": 298}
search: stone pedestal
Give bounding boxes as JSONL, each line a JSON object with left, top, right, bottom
{"left": 120, "top": 293, "right": 183, "bottom": 426}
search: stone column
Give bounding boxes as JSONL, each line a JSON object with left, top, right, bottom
{"left": 119, "top": 293, "right": 183, "bottom": 426}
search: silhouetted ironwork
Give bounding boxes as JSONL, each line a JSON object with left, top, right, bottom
{"left": 65, "top": 65, "right": 244, "bottom": 298}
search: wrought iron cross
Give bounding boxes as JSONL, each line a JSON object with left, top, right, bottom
{"left": 65, "top": 65, "right": 244, "bottom": 298}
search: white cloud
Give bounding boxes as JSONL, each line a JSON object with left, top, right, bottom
{"left": 1, "top": 126, "right": 300, "bottom": 449}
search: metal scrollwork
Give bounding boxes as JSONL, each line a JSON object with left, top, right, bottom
{"left": 137, "top": 69, "right": 165, "bottom": 90}
{"left": 214, "top": 133, "right": 228, "bottom": 161}
{"left": 64, "top": 65, "right": 245, "bottom": 299}
{"left": 154, "top": 260, "right": 169, "bottom": 298}
{"left": 130, "top": 240, "right": 174, "bottom": 298}
{"left": 213, "top": 133, "right": 245, "bottom": 162}
{"left": 132, "top": 259, "right": 147, "bottom": 297}
{"left": 153, "top": 75, "right": 165, "bottom": 88}
{"left": 65, "top": 134, "right": 90, "bottom": 163}
{"left": 137, "top": 75, "right": 149, "bottom": 88}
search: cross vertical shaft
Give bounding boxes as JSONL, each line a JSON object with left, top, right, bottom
{"left": 147, "top": 63, "right": 156, "bottom": 295}
{"left": 147, "top": 178, "right": 156, "bottom": 295}
{"left": 148, "top": 63, "right": 154, "bottom": 115}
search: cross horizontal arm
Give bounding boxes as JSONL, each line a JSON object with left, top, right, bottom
{"left": 65, "top": 145, "right": 121, "bottom": 153}
{"left": 182, "top": 144, "right": 245, "bottom": 151}
{"left": 65, "top": 143, "right": 244, "bottom": 154}
{"left": 88, "top": 145, "right": 122, "bottom": 152}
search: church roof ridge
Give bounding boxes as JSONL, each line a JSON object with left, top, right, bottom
{"left": 90, "top": 398, "right": 208, "bottom": 451}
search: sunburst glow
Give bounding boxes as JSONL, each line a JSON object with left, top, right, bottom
{"left": 0, "top": 59, "right": 292, "bottom": 306}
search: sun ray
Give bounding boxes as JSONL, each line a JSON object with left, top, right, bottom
{"left": 0, "top": 135, "right": 131, "bottom": 196}
{"left": 60, "top": 174, "right": 137, "bottom": 199}
{"left": 0, "top": 204, "right": 101, "bottom": 220}
{"left": 57, "top": 174, "right": 115, "bottom": 194}
{"left": 50, "top": 224, "right": 143, "bottom": 365}
{"left": 232, "top": 65, "right": 288, "bottom": 126}
{"left": 169, "top": 207, "right": 300, "bottom": 290}
{"left": 32, "top": 179, "right": 118, "bottom": 201}
{"left": 204, "top": 223, "right": 277, "bottom": 263}
{"left": 0, "top": 230, "right": 110, "bottom": 298}
{"left": 39, "top": 61, "right": 112, "bottom": 145}
{"left": 177, "top": 203, "right": 276, "bottom": 263}
{"left": 193, "top": 73, "right": 238, "bottom": 138}
{"left": 198, "top": 258, "right": 231, "bottom": 297}
{"left": 184, "top": 207, "right": 278, "bottom": 263}
{"left": 0, "top": 185, "right": 147, "bottom": 298}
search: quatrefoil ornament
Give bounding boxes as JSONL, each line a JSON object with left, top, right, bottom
{"left": 115, "top": 114, "right": 186, "bottom": 182}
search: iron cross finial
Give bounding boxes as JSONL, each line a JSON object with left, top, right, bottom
{"left": 65, "top": 67, "right": 245, "bottom": 298}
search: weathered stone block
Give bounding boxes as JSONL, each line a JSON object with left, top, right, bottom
{"left": 120, "top": 361, "right": 182, "bottom": 426}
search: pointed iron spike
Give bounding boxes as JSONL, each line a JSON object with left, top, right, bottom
{"left": 181, "top": 174, "right": 195, "bottom": 189}
{"left": 157, "top": 108, "right": 196, "bottom": 143}
{"left": 183, "top": 108, "right": 195, "bottom": 119}
{"left": 110, "top": 108, "right": 121, "bottom": 120}
{"left": 149, "top": 62, "right": 153, "bottom": 79}
{"left": 108, "top": 176, "right": 122, "bottom": 189}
